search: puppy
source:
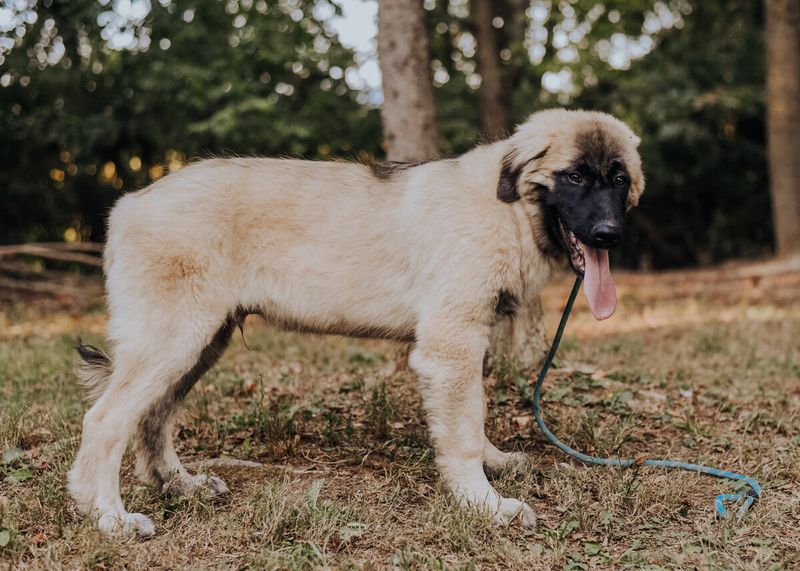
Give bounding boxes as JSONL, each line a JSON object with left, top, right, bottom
{"left": 69, "top": 109, "right": 644, "bottom": 536}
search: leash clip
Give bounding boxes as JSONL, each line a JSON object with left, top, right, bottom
{"left": 715, "top": 491, "right": 758, "bottom": 518}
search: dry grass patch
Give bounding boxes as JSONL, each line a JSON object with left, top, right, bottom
{"left": 1, "top": 265, "right": 798, "bottom": 569}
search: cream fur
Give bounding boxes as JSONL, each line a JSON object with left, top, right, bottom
{"left": 68, "top": 109, "right": 643, "bottom": 536}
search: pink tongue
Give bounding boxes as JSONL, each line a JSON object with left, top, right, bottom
{"left": 580, "top": 242, "right": 617, "bottom": 320}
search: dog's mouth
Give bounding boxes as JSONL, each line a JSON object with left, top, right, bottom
{"left": 558, "top": 218, "right": 586, "bottom": 275}
{"left": 557, "top": 218, "right": 617, "bottom": 321}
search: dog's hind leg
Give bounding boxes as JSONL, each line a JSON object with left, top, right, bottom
{"left": 68, "top": 313, "right": 232, "bottom": 537}
{"left": 132, "top": 316, "right": 235, "bottom": 497}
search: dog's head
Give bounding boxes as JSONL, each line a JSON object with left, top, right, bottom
{"left": 497, "top": 109, "right": 645, "bottom": 320}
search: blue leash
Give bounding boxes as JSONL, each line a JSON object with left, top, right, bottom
{"left": 531, "top": 276, "right": 761, "bottom": 518}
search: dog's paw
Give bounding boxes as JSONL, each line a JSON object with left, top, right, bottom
{"left": 451, "top": 481, "right": 537, "bottom": 529}
{"left": 200, "top": 475, "right": 229, "bottom": 496}
{"left": 492, "top": 497, "right": 537, "bottom": 528}
{"left": 484, "top": 451, "right": 533, "bottom": 479}
{"left": 97, "top": 511, "right": 156, "bottom": 538}
{"left": 164, "top": 474, "right": 229, "bottom": 497}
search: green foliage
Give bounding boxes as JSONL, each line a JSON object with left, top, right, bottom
{"left": 0, "top": 0, "right": 776, "bottom": 267}
{"left": 423, "top": 0, "right": 770, "bottom": 267}
{"left": 574, "top": 0, "right": 769, "bottom": 266}
{"left": 0, "top": 0, "right": 380, "bottom": 244}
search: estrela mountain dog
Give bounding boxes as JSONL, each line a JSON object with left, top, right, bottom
{"left": 69, "top": 109, "right": 644, "bottom": 536}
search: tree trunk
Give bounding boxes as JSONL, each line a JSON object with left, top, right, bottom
{"left": 472, "top": 0, "right": 508, "bottom": 139}
{"left": 764, "top": 0, "right": 800, "bottom": 256}
{"left": 377, "top": 0, "right": 440, "bottom": 162}
{"left": 474, "top": 0, "right": 548, "bottom": 368}
{"left": 505, "top": 0, "right": 528, "bottom": 52}
{"left": 377, "top": 0, "right": 547, "bottom": 370}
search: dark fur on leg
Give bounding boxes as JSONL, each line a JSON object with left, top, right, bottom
{"left": 136, "top": 315, "right": 237, "bottom": 491}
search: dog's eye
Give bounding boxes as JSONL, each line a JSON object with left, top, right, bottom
{"left": 614, "top": 174, "right": 627, "bottom": 186}
{"left": 568, "top": 173, "right": 582, "bottom": 184}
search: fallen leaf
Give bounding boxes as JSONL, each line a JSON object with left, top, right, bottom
{"left": 512, "top": 415, "right": 532, "bottom": 429}
{"left": 4, "top": 468, "right": 33, "bottom": 484}
{"left": 27, "top": 427, "right": 53, "bottom": 446}
{"left": 339, "top": 522, "right": 367, "bottom": 542}
{"left": 306, "top": 478, "right": 325, "bottom": 510}
{"left": 584, "top": 541, "right": 603, "bottom": 556}
{"left": 1, "top": 448, "right": 21, "bottom": 465}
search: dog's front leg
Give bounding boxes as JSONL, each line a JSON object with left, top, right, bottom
{"left": 410, "top": 321, "right": 536, "bottom": 528}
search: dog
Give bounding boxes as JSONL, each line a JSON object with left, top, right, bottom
{"left": 68, "top": 108, "right": 644, "bottom": 536}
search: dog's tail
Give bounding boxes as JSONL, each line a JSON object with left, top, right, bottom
{"left": 75, "top": 339, "right": 113, "bottom": 403}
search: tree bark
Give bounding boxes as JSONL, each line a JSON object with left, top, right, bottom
{"left": 377, "top": 0, "right": 440, "bottom": 161}
{"left": 505, "top": 0, "right": 528, "bottom": 52}
{"left": 764, "top": 0, "right": 800, "bottom": 256}
{"left": 474, "top": 1, "right": 547, "bottom": 368}
{"left": 472, "top": 0, "right": 508, "bottom": 140}
{"left": 377, "top": 0, "right": 546, "bottom": 370}
{"left": 470, "top": 0, "right": 547, "bottom": 367}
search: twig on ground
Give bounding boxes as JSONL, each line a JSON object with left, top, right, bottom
{"left": 187, "top": 457, "right": 322, "bottom": 475}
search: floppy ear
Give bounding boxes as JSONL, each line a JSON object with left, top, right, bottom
{"left": 497, "top": 147, "right": 549, "bottom": 203}
{"left": 626, "top": 170, "right": 645, "bottom": 210}
{"left": 497, "top": 156, "right": 521, "bottom": 203}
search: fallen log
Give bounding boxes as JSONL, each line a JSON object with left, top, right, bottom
{"left": 0, "top": 243, "right": 103, "bottom": 267}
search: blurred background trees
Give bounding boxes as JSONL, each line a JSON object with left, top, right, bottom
{"left": 0, "top": 0, "right": 381, "bottom": 246}
{"left": 1, "top": 0, "right": 798, "bottom": 269}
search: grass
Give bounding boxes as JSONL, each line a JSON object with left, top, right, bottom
{"left": 1, "top": 266, "right": 799, "bottom": 569}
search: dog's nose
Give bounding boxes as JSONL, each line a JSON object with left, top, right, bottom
{"left": 591, "top": 222, "right": 622, "bottom": 245}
